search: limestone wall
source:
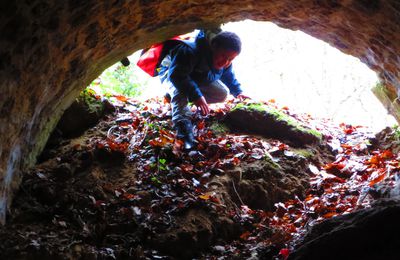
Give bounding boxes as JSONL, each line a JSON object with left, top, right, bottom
{"left": 0, "top": 0, "right": 399, "bottom": 224}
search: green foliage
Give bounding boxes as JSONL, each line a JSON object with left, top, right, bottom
{"left": 151, "top": 176, "right": 162, "bottom": 186}
{"left": 393, "top": 125, "right": 400, "bottom": 141}
{"left": 158, "top": 158, "right": 167, "bottom": 171}
{"left": 89, "top": 62, "right": 147, "bottom": 98}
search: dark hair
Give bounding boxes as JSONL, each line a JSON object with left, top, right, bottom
{"left": 211, "top": 31, "right": 242, "bottom": 53}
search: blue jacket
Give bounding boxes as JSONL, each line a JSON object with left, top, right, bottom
{"left": 159, "top": 30, "right": 242, "bottom": 101}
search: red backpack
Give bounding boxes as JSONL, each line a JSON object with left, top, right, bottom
{"left": 136, "top": 32, "right": 196, "bottom": 77}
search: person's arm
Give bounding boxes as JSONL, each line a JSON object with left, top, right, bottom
{"left": 220, "top": 65, "right": 243, "bottom": 97}
{"left": 168, "top": 45, "right": 203, "bottom": 101}
{"left": 220, "top": 65, "right": 251, "bottom": 100}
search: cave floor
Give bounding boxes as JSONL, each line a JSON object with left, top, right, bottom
{"left": 0, "top": 96, "right": 398, "bottom": 260}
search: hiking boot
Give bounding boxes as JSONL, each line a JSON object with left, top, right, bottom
{"left": 175, "top": 120, "right": 195, "bottom": 150}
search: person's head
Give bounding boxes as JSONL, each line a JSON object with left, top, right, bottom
{"left": 210, "top": 31, "right": 241, "bottom": 70}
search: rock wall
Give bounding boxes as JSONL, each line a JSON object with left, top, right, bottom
{"left": 0, "top": 0, "right": 399, "bottom": 224}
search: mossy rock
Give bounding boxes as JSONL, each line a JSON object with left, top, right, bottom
{"left": 56, "top": 89, "right": 106, "bottom": 138}
{"left": 224, "top": 103, "right": 322, "bottom": 146}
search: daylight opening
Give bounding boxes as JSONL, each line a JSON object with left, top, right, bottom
{"left": 88, "top": 20, "right": 396, "bottom": 132}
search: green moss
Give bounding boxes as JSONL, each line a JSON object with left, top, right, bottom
{"left": 79, "top": 88, "right": 104, "bottom": 115}
{"left": 232, "top": 102, "right": 268, "bottom": 112}
{"left": 264, "top": 153, "right": 281, "bottom": 170}
{"left": 209, "top": 122, "right": 230, "bottom": 135}
{"left": 293, "top": 148, "right": 315, "bottom": 159}
{"left": 232, "top": 103, "right": 322, "bottom": 141}
{"left": 372, "top": 82, "right": 397, "bottom": 101}
{"left": 372, "top": 82, "right": 400, "bottom": 123}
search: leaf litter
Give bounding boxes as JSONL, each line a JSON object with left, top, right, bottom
{"left": 1, "top": 91, "right": 399, "bottom": 259}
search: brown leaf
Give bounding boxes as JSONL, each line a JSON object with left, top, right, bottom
{"left": 369, "top": 170, "right": 386, "bottom": 186}
{"left": 199, "top": 194, "right": 210, "bottom": 200}
{"left": 240, "top": 231, "right": 251, "bottom": 240}
{"left": 322, "top": 212, "right": 336, "bottom": 219}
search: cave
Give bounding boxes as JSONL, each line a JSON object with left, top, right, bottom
{"left": 1, "top": 1, "right": 400, "bottom": 258}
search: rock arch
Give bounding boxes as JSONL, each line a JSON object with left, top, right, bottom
{"left": 0, "top": 0, "right": 399, "bottom": 223}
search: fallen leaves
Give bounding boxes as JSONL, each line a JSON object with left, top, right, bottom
{"left": 368, "top": 168, "right": 387, "bottom": 187}
{"left": 42, "top": 90, "right": 400, "bottom": 259}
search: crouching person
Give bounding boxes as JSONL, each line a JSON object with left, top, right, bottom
{"left": 158, "top": 30, "right": 249, "bottom": 150}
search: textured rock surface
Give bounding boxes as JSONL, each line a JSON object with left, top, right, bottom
{"left": 288, "top": 200, "right": 400, "bottom": 260}
{"left": 0, "top": 0, "right": 400, "bottom": 223}
{"left": 225, "top": 103, "right": 322, "bottom": 146}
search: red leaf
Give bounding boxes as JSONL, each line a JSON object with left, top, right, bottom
{"left": 278, "top": 143, "right": 288, "bottom": 150}
{"left": 210, "top": 196, "right": 220, "bottom": 204}
{"left": 381, "top": 150, "right": 393, "bottom": 159}
{"left": 114, "top": 95, "right": 128, "bottom": 102}
{"left": 368, "top": 155, "right": 381, "bottom": 165}
{"left": 344, "top": 128, "right": 353, "bottom": 134}
{"left": 123, "top": 193, "right": 136, "bottom": 200}
{"left": 340, "top": 144, "right": 352, "bottom": 150}
{"left": 132, "top": 117, "right": 141, "bottom": 129}
{"left": 240, "top": 231, "right": 251, "bottom": 240}
{"left": 324, "top": 162, "right": 346, "bottom": 171}
{"left": 279, "top": 248, "right": 290, "bottom": 260}
{"left": 181, "top": 164, "right": 194, "bottom": 172}
{"left": 148, "top": 134, "right": 174, "bottom": 147}
{"left": 369, "top": 171, "right": 386, "bottom": 187}
{"left": 340, "top": 123, "right": 356, "bottom": 134}
{"left": 197, "top": 120, "right": 205, "bottom": 130}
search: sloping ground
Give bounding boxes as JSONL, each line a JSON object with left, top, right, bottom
{"left": 0, "top": 93, "right": 399, "bottom": 259}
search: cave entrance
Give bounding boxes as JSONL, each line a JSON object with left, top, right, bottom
{"left": 3, "top": 1, "right": 400, "bottom": 254}
{"left": 86, "top": 20, "right": 396, "bottom": 133}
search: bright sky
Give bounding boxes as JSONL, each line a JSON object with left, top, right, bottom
{"left": 130, "top": 20, "right": 397, "bottom": 132}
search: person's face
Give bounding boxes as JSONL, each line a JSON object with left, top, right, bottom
{"left": 212, "top": 48, "right": 239, "bottom": 70}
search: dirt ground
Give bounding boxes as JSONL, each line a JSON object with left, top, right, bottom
{"left": 0, "top": 96, "right": 390, "bottom": 259}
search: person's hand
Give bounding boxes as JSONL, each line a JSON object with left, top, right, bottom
{"left": 194, "top": 96, "right": 210, "bottom": 116}
{"left": 236, "top": 93, "right": 251, "bottom": 101}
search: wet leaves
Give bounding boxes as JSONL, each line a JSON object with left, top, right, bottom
{"left": 8, "top": 91, "right": 400, "bottom": 259}
{"left": 233, "top": 124, "right": 400, "bottom": 258}
{"left": 87, "top": 96, "right": 400, "bottom": 258}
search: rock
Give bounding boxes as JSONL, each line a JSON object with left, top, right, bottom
{"left": 225, "top": 103, "right": 322, "bottom": 146}
{"left": 153, "top": 209, "right": 213, "bottom": 259}
{"left": 94, "top": 146, "right": 125, "bottom": 165}
{"left": 208, "top": 153, "right": 312, "bottom": 212}
{"left": 52, "top": 162, "right": 75, "bottom": 180}
{"left": 56, "top": 92, "right": 105, "bottom": 138}
{"left": 288, "top": 199, "right": 400, "bottom": 260}
{"left": 135, "top": 190, "right": 152, "bottom": 207}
